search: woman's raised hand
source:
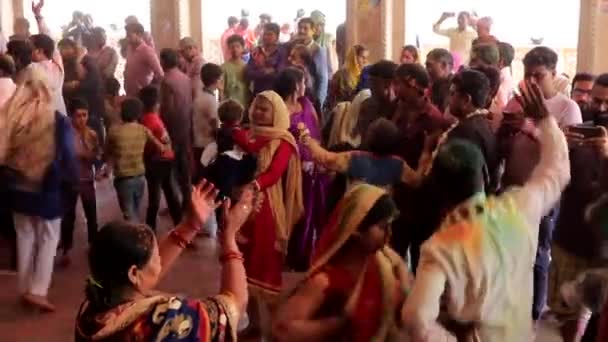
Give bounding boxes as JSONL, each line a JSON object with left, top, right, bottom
{"left": 221, "top": 185, "right": 255, "bottom": 239}
{"left": 32, "top": 0, "right": 44, "bottom": 16}
{"left": 189, "top": 179, "right": 222, "bottom": 229}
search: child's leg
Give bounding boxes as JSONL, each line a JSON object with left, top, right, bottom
{"left": 59, "top": 188, "right": 79, "bottom": 255}
{"left": 80, "top": 181, "right": 98, "bottom": 245}
{"left": 114, "top": 177, "right": 137, "bottom": 221}
{"left": 131, "top": 175, "right": 146, "bottom": 222}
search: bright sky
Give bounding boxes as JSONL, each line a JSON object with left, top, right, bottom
{"left": 24, "top": 0, "right": 580, "bottom": 48}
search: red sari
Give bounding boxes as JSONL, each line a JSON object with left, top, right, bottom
{"left": 233, "top": 129, "right": 296, "bottom": 296}
{"left": 298, "top": 184, "right": 411, "bottom": 341}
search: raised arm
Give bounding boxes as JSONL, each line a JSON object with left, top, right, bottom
{"left": 157, "top": 180, "right": 250, "bottom": 314}
{"left": 302, "top": 136, "right": 350, "bottom": 173}
{"left": 510, "top": 83, "right": 570, "bottom": 226}
{"left": 432, "top": 12, "right": 454, "bottom": 36}
{"left": 32, "top": 1, "right": 64, "bottom": 71}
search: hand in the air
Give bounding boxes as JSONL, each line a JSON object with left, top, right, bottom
{"left": 32, "top": 0, "right": 44, "bottom": 16}
{"left": 189, "top": 179, "right": 222, "bottom": 228}
{"left": 515, "top": 80, "right": 550, "bottom": 121}
{"left": 221, "top": 185, "right": 255, "bottom": 239}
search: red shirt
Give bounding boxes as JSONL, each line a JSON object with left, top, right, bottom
{"left": 141, "top": 112, "right": 174, "bottom": 161}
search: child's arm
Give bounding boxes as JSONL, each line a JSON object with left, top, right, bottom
{"left": 144, "top": 126, "right": 167, "bottom": 153}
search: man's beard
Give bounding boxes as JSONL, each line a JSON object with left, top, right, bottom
{"left": 577, "top": 101, "right": 590, "bottom": 114}
{"left": 585, "top": 109, "right": 608, "bottom": 127}
{"left": 595, "top": 111, "right": 608, "bottom": 128}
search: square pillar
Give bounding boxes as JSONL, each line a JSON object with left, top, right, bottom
{"left": 1, "top": 0, "right": 24, "bottom": 35}
{"left": 577, "top": 0, "right": 608, "bottom": 74}
{"left": 391, "top": 0, "right": 406, "bottom": 61}
{"left": 150, "top": 0, "right": 181, "bottom": 50}
{"left": 150, "top": 0, "right": 204, "bottom": 53}
{"left": 346, "top": 0, "right": 406, "bottom": 63}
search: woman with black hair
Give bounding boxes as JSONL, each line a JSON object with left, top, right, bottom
{"left": 75, "top": 180, "right": 254, "bottom": 341}
{"left": 274, "top": 67, "right": 328, "bottom": 271}
{"left": 273, "top": 184, "right": 411, "bottom": 341}
{"left": 288, "top": 44, "right": 321, "bottom": 112}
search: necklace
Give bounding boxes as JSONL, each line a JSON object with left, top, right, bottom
{"left": 425, "top": 108, "right": 490, "bottom": 177}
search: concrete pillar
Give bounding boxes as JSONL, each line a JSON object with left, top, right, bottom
{"left": 149, "top": 0, "right": 204, "bottom": 52}
{"left": 0, "top": 0, "right": 24, "bottom": 35}
{"left": 577, "top": 0, "right": 608, "bottom": 74}
{"left": 188, "top": 0, "right": 203, "bottom": 50}
{"left": 345, "top": 0, "right": 406, "bottom": 63}
{"left": 150, "top": 0, "right": 180, "bottom": 50}
{"left": 391, "top": 0, "right": 406, "bottom": 61}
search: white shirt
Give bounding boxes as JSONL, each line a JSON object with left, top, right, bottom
{"left": 504, "top": 92, "right": 582, "bottom": 129}
{"left": 0, "top": 77, "right": 16, "bottom": 108}
{"left": 432, "top": 24, "right": 477, "bottom": 62}
{"left": 30, "top": 60, "right": 66, "bottom": 115}
{"left": 544, "top": 92, "right": 582, "bottom": 127}
{"left": 192, "top": 90, "right": 219, "bottom": 148}
{"left": 404, "top": 117, "right": 570, "bottom": 342}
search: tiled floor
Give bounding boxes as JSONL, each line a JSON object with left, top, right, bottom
{"left": 0, "top": 179, "right": 563, "bottom": 341}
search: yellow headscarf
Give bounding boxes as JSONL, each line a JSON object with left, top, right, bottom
{"left": 306, "top": 184, "right": 411, "bottom": 342}
{"left": 309, "top": 184, "right": 387, "bottom": 274}
{"left": 0, "top": 67, "right": 56, "bottom": 191}
{"left": 249, "top": 91, "right": 304, "bottom": 252}
{"left": 343, "top": 45, "right": 365, "bottom": 90}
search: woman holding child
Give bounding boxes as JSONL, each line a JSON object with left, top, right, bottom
{"left": 232, "top": 90, "right": 304, "bottom": 337}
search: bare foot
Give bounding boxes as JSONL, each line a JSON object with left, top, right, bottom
{"left": 22, "top": 293, "right": 56, "bottom": 312}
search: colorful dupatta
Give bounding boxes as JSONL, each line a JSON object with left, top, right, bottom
{"left": 0, "top": 67, "right": 56, "bottom": 191}
{"left": 75, "top": 294, "right": 239, "bottom": 342}
{"left": 309, "top": 184, "right": 411, "bottom": 341}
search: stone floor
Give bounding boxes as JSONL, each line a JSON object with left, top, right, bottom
{"left": 0, "top": 179, "right": 563, "bottom": 341}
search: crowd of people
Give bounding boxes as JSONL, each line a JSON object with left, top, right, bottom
{"left": 1, "top": 1, "right": 608, "bottom": 341}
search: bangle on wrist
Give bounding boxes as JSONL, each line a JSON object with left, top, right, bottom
{"left": 252, "top": 180, "right": 261, "bottom": 192}
{"left": 169, "top": 229, "right": 192, "bottom": 249}
{"left": 180, "top": 218, "right": 201, "bottom": 232}
{"left": 219, "top": 250, "right": 244, "bottom": 263}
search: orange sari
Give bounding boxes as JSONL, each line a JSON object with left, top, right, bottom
{"left": 306, "top": 184, "right": 412, "bottom": 341}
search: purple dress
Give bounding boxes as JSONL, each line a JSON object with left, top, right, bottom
{"left": 287, "top": 97, "right": 329, "bottom": 271}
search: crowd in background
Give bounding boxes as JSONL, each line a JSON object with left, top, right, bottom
{"left": 1, "top": 1, "right": 608, "bottom": 342}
